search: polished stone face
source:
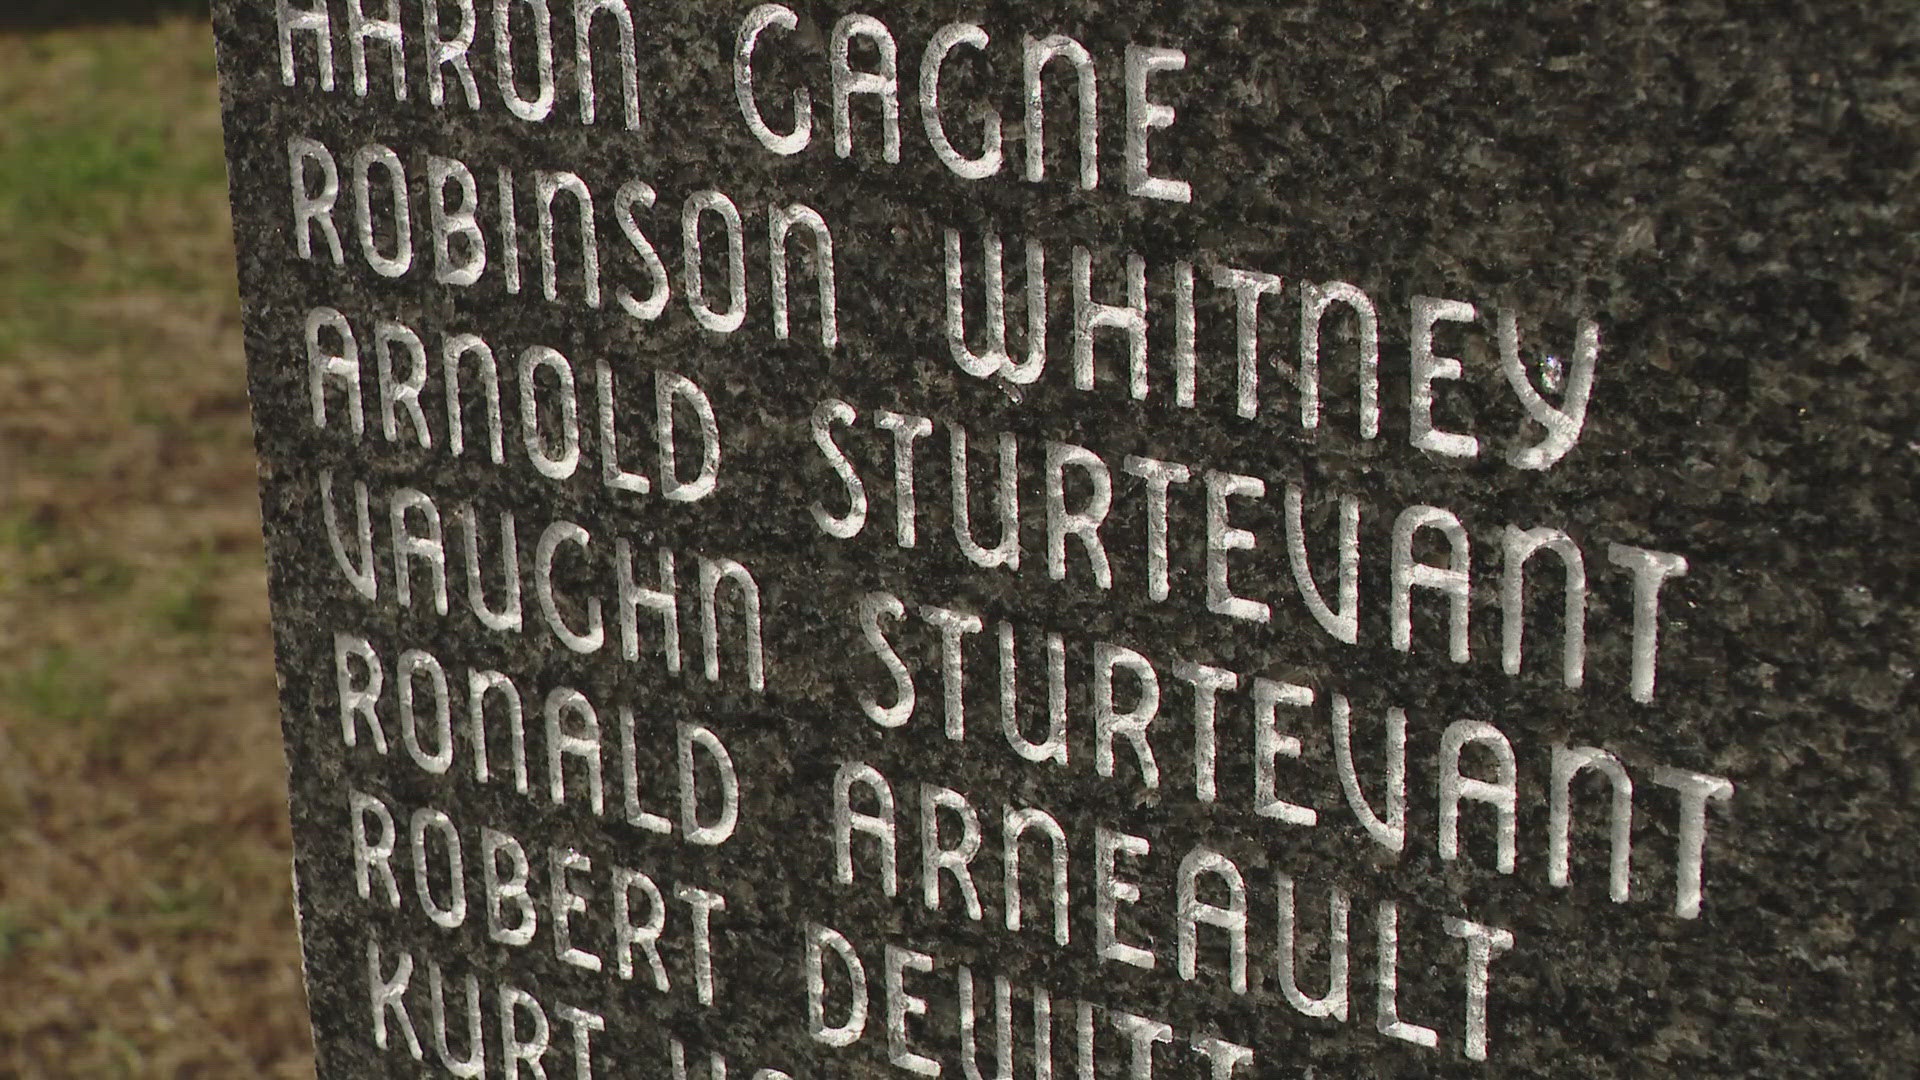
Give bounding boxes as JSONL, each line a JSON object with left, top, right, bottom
{"left": 212, "top": 2, "right": 1916, "bottom": 1076}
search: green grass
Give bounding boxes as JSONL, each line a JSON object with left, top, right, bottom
{"left": 86, "top": 1029, "right": 143, "bottom": 1080}
{"left": 0, "top": 906, "right": 36, "bottom": 962}
{"left": 0, "top": 511, "right": 58, "bottom": 552}
{"left": 2, "top": 646, "right": 108, "bottom": 724}
{"left": 0, "top": 24, "right": 231, "bottom": 359}
{"left": 150, "top": 554, "right": 221, "bottom": 636}
{"left": 141, "top": 878, "right": 220, "bottom": 932}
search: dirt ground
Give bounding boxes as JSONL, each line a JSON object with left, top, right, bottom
{"left": 0, "top": 19, "right": 315, "bottom": 1078}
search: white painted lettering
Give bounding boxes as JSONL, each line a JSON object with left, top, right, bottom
{"left": 550, "top": 846, "right": 603, "bottom": 972}
{"left": 520, "top": 346, "right": 582, "bottom": 480}
{"left": 289, "top": 136, "right": 344, "bottom": 263}
{"left": 346, "top": 0, "right": 406, "bottom": 101}
{"left": 1607, "top": 543, "right": 1689, "bottom": 703}
{"left": 678, "top": 722, "right": 740, "bottom": 846}
{"left": 1176, "top": 847, "right": 1248, "bottom": 993}
{"left": 921, "top": 783, "right": 984, "bottom": 920}
{"left": 424, "top": 0, "right": 479, "bottom": 108}
{"left": 535, "top": 170, "right": 601, "bottom": 307}
{"left": 1251, "top": 678, "right": 1317, "bottom": 826}
{"left": 1095, "top": 826, "right": 1153, "bottom": 969}
{"left": 1204, "top": 470, "right": 1268, "bottom": 623}
{"left": 277, "top": 0, "right": 335, "bottom": 90}
{"left": 573, "top": 0, "right": 640, "bottom": 130}
{"left": 306, "top": 307, "right": 362, "bottom": 433}
{"left": 368, "top": 938, "right": 423, "bottom": 1058}
{"left": 920, "top": 23, "right": 1003, "bottom": 180}
{"left": 806, "top": 923, "right": 868, "bottom": 1046}
{"left": 830, "top": 15, "right": 901, "bottom": 163}
{"left": 675, "top": 884, "right": 727, "bottom": 1005}
{"left": 1072, "top": 247, "right": 1148, "bottom": 398}
{"left": 1122, "top": 455, "right": 1191, "bottom": 603}
{"left": 697, "top": 557, "right": 764, "bottom": 691}
{"left": 1331, "top": 695, "right": 1407, "bottom": 853}
{"left": 921, "top": 604, "right": 984, "bottom": 741}
{"left": 445, "top": 334, "right": 505, "bottom": 463}
{"left": 1498, "top": 311, "right": 1598, "bottom": 469}
{"left": 1123, "top": 45, "right": 1189, "bottom": 203}
{"left": 1391, "top": 505, "right": 1470, "bottom": 662}
{"left": 615, "top": 542, "right": 680, "bottom": 669}
{"left": 1022, "top": 35, "right": 1097, "bottom": 189}
{"left": 545, "top": 686, "right": 605, "bottom": 814}
{"left": 1045, "top": 441, "right": 1113, "bottom": 589}
{"left": 1549, "top": 744, "right": 1632, "bottom": 901}
{"left": 811, "top": 399, "right": 866, "bottom": 538}
{"left": 399, "top": 648, "right": 454, "bottom": 773}
{"left": 950, "top": 423, "right": 1021, "bottom": 570}
{"left": 1171, "top": 661, "right": 1236, "bottom": 803}
{"left": 350, "top": 789, "right": 400, "bottom": 906}
{"left": 536, "top": 521, "right": 604, "bottom": 653}
{"left": 1212, "top": 266, "right": 1281, "bottom": 419}
{"left": 1409, "top": 296, "right": 1479, "bottom": 457}
{"left": 1502, "top": 526, "right": 1586, "bottom": 689}
{"left": 833, "top": 761, "right": 899, "bottom": 897}
{"left": 1003, "top": 806, "right": 1069, "bottom": 945}
{"left": 1374, "top": 901, "right": 1438, "bottom": 1048}
{"left": 1443, "top": 916, "right": 1515, "bottom": 1062}
{"left": 352, "top": 143, "right": 413, "bottom": 277}
{"left": 429, "top": 156, "right": 487, "bottom": 286}
{"left": 613, "top": 180, "right": 671, "bottom": 320}
{"left": 612, "top": 865, "right": 670, "bottom": 987}
{"left": 1438, "top": 720, "right": 1518, "bottom": 874}
{"left": 323, "top": 471, "right": 378, "bottom": 599}
{"left": 1094, "top": 642, "right": 1160, "bottom": 790}
{"left": 735, "top": 5, "right": 812, "bottom": 155}
{"left": 876, "top": 410, "right": 933, "bottom": 547}
{"left": 657, "top": 370, "right": 721, "bottom": 502}
{"left": 682, "top": 190, "right": 747, "bottom": 333}
{"left": 495, "top": 0, "right": 557, "bottom": 122}
{"left": 392, "top": 487, "right": 450, "bottom": 615}
{"left": 1284, "top": 482, "right": 1360, "bottom": 644}
{"left": 1649, "top": 765, "right": 1734, "bottom": 919}
{"left": 483, "top": 827, "right": 537, "bottom": 946}
{"left": 769, "top": 203, "right": 839, "bottom": 347}
{"left": 411, "top": 807, "right": 466, "bottom": 928}
{"left": 336, "top": 632, "right": 387, "bottom": 751}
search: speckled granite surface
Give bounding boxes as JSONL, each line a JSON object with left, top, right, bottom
{"left": 212, "top": 2, "right": 1916, "bottom": 1076}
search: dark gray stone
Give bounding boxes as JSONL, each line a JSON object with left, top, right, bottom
{"left": 211, "top": 2, "right": 1917, "bottom": 1076}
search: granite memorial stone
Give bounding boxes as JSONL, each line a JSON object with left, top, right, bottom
{"left": 211, "top": 1, "right": 1917, "bottom": 1075}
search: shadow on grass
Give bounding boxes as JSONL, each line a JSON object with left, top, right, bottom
{"left": 0, "top": 1, "right": 207, "bottom": 34}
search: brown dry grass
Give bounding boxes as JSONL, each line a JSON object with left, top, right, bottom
{"left": 0, "top": 19, "right": 314, "bottom": 1078}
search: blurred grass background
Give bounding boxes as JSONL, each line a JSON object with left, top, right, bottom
{"left": 0, "top": 15, "right": 314, "bottom": 1078}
